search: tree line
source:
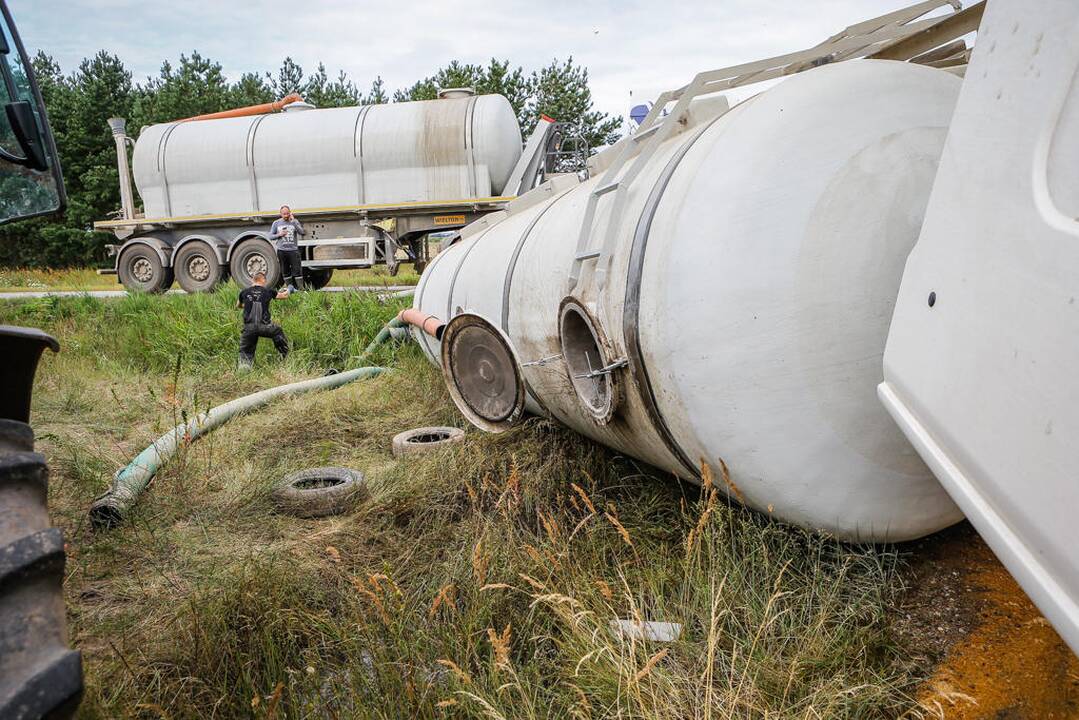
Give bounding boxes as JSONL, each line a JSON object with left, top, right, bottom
{"left": 0, "top": 51, "right": 620, "bottom": 268}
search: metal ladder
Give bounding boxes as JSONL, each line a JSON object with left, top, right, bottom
{"left": 565, "top": 0, "right": 981, "bottom": 298}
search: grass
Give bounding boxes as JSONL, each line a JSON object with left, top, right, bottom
{"left": 0, "top": 264, "right": 420, "bottom": 292}
{"left": 0, "top": 288, "right": 934, "bottom": 718}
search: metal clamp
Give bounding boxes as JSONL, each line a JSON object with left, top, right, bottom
{"left": 574, "top": 357, "right": 628, "bottom": 379}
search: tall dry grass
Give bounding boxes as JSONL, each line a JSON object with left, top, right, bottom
{"left": 0, "top": 290, "right": 929, "bottom": 718}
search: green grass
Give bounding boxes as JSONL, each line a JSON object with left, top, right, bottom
{"left": 0, "top": 291, "right": 931, "bottom": 718}
{"left": 0, "top": 265, "right": 420, "bottom": 292}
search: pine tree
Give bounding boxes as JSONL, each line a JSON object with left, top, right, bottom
{"left": 229, "top": 72, "right": 273, "bottom": 107}
{"left": 528, "top": 57, "right": 620, "bottom": 150}
{"left": 363, "top": 76, "right": 388, "bottom": 105}
{"left": 272, "top": 57, "right": 305, "bottom": 97}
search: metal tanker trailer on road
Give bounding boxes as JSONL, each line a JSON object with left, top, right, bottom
{"left": 94, "top": 89, "right": 569, "bottom": 293}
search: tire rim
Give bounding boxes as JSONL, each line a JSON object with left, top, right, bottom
{"left": 244, "top": 252, "right": 268, "bottom": 278}
{"left": 187, "top": 254, "right": 211, "bottom": 282}
{"left": 131, "top": 257, "right": 154, "bottom": 283}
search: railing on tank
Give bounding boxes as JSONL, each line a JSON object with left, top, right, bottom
{"left": 566, "top": 0, "right": 985, "bottom": 297}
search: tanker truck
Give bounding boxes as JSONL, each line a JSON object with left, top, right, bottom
{"left": 93, "top": 89, "right": 565, "bottom": 293}
{"left": 408, "top": 0, "right": 1079, "bottom": 656}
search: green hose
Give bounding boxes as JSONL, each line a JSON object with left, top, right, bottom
{"left": 89, "top": 317, "right": 406, "bottom": 529}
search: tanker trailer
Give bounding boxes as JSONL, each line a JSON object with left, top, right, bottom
{"left": 94, "top": 90, "right": 537, "bottom": 293}
{"left": 407, "top": 1, "right": 983, "bottom": 543}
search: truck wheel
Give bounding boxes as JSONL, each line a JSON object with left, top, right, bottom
{"left": 304, "top": 268, "right": 333, "bottom": 290}
{"left": 229, "top": 238, "right": 281, "bottom": 289}
{"left": 118, "top": 245, "right": 173, "bottom": 294}
{"left": 174, "top": 241, "right": 225, "bottom": 293}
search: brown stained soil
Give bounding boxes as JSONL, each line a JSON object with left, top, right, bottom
{"left": 897, "top": 522, "right": 1079, "bottom": 719}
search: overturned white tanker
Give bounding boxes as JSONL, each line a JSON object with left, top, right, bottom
{"left": 410, "top": 6, "right": 981, "bottom": 543}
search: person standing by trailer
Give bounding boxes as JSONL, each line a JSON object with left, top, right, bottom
{"left": 237, "top": 271, "right": 291, "bottom": 369}
{"left": 270, "top": 205, "right": 305, "bottom": 292}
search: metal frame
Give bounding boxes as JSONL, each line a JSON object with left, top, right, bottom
{"left": 566, "top": 0, "right": 985, "bottom": 297}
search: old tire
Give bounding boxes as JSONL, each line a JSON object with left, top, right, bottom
{"left": 229, "top": 238, "right": 281, "bottom": 289}
{"left": 0, "top": 425, "right": 83, "bottom": 720}
{"left": 391, "top": 426, "right": 465, "bottom": 458}
{"left": 174, "top": 241, "right": 225, "bottom": 293}
{"left": 117, "top": 244, "right": 173, "bottom": 294}
{"left": 304, "top": 268, "right": 334, "bottom": 290}
{"left": 271, "top": 467, "right": 367, "bottom": 518}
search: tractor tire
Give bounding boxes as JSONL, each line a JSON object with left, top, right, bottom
{"left": 117, "top": 244, "right": 173, "bottom": 294}
{"left": 174, "top": 240, "right": 225, "bottom": 294}
{"left": 271, "top": 467, "right": 367, "bottom": 518}
{"left": 391, "top": 426, "right": 465, "bottom": 458}
{"left": 229, "top": 238, "right": 281, "bottom": 289}
{"left": 0, "top": 424, "right": 83, "bottom": 720}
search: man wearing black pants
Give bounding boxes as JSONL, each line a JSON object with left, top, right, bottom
{"left": 237, "top": 271, "right": 291, "bottom": 369}
{"left": 269, "top": 204, "right": 305, "bottom": 292}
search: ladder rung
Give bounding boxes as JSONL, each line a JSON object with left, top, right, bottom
{"left": 633, "top": 123, "right": 662, "bottom": 141}
{"left": 575, "top": 249, "right": 601, "bottom": 261}
{"left": 593, "top": 180, "right": 620, "bottom": 196}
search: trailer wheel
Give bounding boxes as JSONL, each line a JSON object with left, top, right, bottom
{"left": 117, "top": 244, "right": 173, "bottom": 294}
{"left": 304, "top": 268, "right": 334, "bottom": 290}
{"left": 229, "top": 238, "right": 281, "bottom": 289}
{"left": 174, "top": 241, "right": 225, "bottom": 293}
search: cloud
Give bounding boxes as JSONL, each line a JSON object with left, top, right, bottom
{"left": 13, "top": 0, "right": 944, "bottom": 125}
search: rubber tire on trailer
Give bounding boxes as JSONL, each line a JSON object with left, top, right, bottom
{"left": 117, "top": 244, "right": 173, "bottom": 294}
{"left": 304, "top": 268, "right": 334, "bottom": 290}
{"left": 229, "top": 238, "right": 281, "bottom": 289}
{"left": 271, "top": 467, "right": 367, "bottom": 518}
{"left": 391, "top": 426, "right": 465, "bottom": 458}
{"left": 174, "top": 240, "right": 225, "bottom": 293}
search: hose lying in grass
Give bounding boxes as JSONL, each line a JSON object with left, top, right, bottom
{"left": 89, "top": 318, "right": 407, "bottom": 529}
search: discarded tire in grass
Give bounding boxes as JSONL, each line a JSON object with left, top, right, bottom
{"left": 391, "top": 426, "right": 465, "bottom": 457}
{"left": 272, "top": 467, "right": 367, "bottom": 518}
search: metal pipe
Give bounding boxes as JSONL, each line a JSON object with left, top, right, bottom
{"left": 397, "top": 308, "right": 445, "bottom": 339}
{"left": 89, "top": 317, "right": 408, "bottom": 529}
{"left": 179, "top": 92, "right": 304, "bottom": 123}
{"left": 107, "top": 118, "right": 135, "bottom": 220}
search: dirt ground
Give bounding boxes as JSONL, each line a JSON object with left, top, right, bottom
{"left": 899, "top": 522, "right": 1079, "bottom": 719}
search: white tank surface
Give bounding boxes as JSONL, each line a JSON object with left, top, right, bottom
{"left": 131, "top": 94, "right": 523, "bottom": 219}
{"left": 414, "top": 60, "right": 965, "bottom": 542}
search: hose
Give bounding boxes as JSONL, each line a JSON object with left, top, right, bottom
{"left": 89, "top": 318, "right": 407, "bottom": 529}
{"left": 397, "top": 308, "right": 445, "bottom": 339}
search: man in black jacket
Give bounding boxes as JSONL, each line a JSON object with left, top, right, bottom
{"left": 237, "top": 271, "right": 291, "bottom": 369}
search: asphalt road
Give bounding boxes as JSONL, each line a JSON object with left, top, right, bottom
{"left": 0, "top": 285, "right": 416, "bottom": 300}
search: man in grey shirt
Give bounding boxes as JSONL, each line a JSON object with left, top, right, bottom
{"left": 270, "top": 204, "right": 305, "bottom": 291}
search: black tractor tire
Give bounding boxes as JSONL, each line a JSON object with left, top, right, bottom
{"left": 117, "top": 244, "right": 173, "bottom": 294}
{"left": 304, "top": 268, "right": 334, "bottom": 291}
{"left": 391, "top": 426, "right": 465, "bottom": 458}
{"left": 174, "top": 241, "right": 225, "bottom": 294}
{"left": 0, "top": 425, "right": 83, "bottom": 720}
{"left": 271, "top": 467, "right": 367, "bottom": 518}
{"left": 229, "top": 238, "right": 281, "bottom": 289}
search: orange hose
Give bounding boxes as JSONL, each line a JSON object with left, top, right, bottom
{"left": 397, "top": 309, "right": 445, "bottom": 339}
{"left": 179, "top": 93, "right": 304, "bottom": 122}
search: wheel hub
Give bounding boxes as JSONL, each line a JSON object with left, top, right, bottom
{"left": 244, "top": 253, "right": 268, "bottom": 278}
{"left": 131, "top": 257, "right": 154, "bottom": 283}
{"left": 187, "top": 255, "right": 210, "bottom": 282}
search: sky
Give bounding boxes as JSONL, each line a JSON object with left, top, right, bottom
{"left": 11, "top": 0, "right": 951, "bottom": 131}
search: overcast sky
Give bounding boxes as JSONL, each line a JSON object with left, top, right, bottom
{"left": 12, "top": 0, "right": 948, "bottom": 129}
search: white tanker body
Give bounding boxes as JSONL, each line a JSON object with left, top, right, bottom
{"left": 413, "top": 60, "right": 965, "bottom": 542}
{"left": 96, "top": 91, "right": 527, "bottom": 293}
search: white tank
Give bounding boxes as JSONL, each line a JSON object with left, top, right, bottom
{"left": 131, "top": 94, "right": 523, "bottom": 218}
{"left": 414, "top": 60, "right": 965, "bottom": 542}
